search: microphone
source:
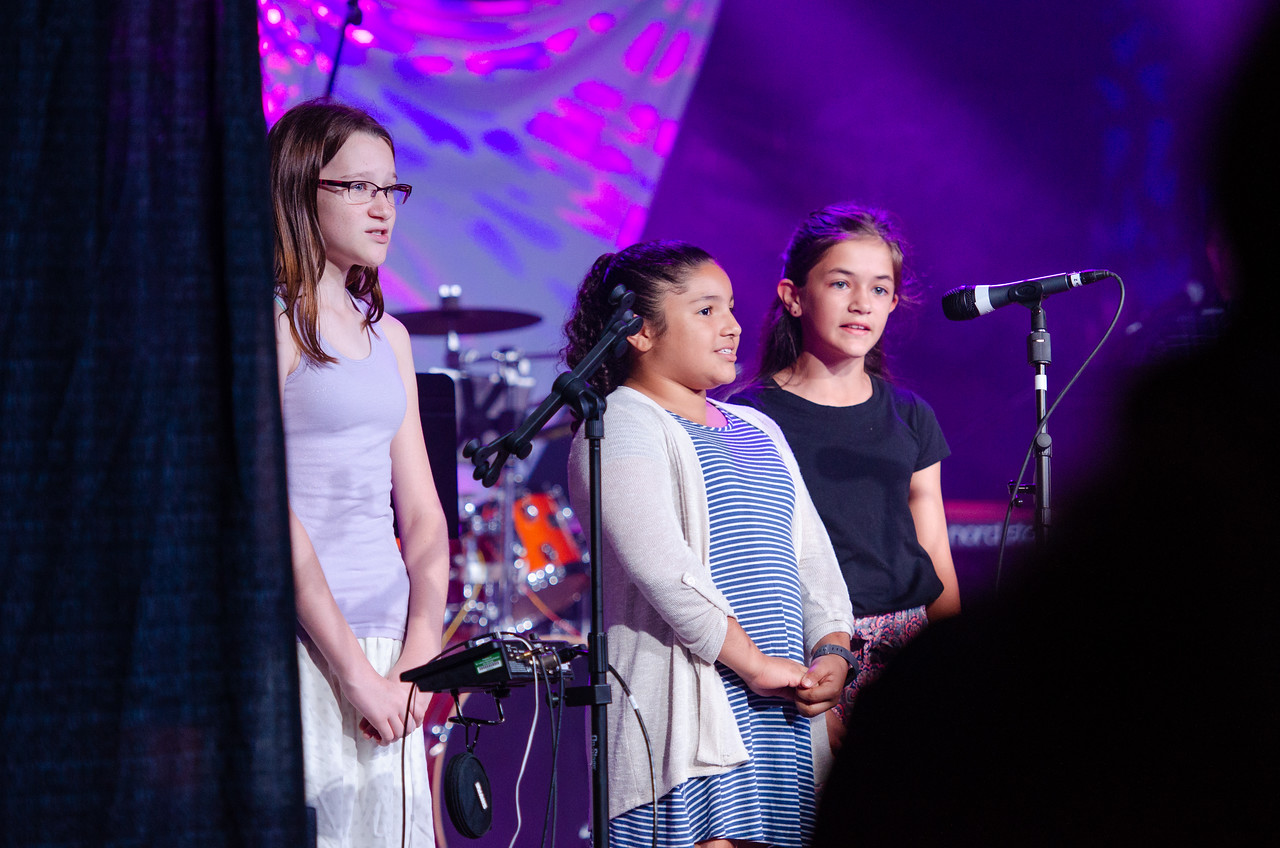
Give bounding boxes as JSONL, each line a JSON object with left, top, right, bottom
{"left": 941, "top": 270, "right": 1111, "bottom": 320}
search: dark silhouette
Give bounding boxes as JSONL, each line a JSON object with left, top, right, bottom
{"left": 813, "top": 9, "right": 1280, "bottom": 846}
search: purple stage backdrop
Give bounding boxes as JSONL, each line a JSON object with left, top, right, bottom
{"left": 258, "top": 0, "right": 721, "bottom": 396}
{"left": 260, "top": 0, "right": 1272, "bottom": 507}
{"left": 254, "top": 3, "right": 1274, "bottom": 844}
{"left": 643, "top": 0, "right": 1272, "bottom": 506}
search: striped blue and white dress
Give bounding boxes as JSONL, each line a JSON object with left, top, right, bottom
{"left": 610, "top": 408, "right": 815, "bottom": 848}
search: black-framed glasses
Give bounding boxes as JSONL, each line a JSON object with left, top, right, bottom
{"left": 317, "top": 179, "right": 413, "bottom": 206}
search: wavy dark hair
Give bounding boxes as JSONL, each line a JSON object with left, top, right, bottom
{"left": 561, "top": 240, "right": 717, "bottom": 398}
{"left": 753, "top": 203, "right": 916, "bottom": 384}
{"left": 269, "top": 98, "right": 394, "bottom": 365}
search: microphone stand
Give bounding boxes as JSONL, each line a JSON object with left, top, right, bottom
{"left": 1017, "top": 302, "right": 1053, "bottom": 549}
{"left": 463, "top": 286, "right": 642, "bottom": 848}
{"left": 323, "top": 0, "right": 363, "bottom": 99}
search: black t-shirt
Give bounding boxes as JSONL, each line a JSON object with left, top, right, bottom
{"left": 729, "top": 377, "right": 950, "bottom": 615}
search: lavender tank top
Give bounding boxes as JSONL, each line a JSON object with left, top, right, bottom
{"left": 283, "top": 320, "right": 409, "bottom": 640}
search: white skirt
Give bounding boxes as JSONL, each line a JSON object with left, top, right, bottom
{"left": 297, "top": 637, "right": 435, "bottom": 848}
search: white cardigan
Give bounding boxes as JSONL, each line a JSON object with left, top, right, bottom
{"left": 567, "top": 386, "right": 854, "bottom": 818}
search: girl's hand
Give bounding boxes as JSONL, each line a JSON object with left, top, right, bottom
{"left": 795, "top": 654, "right": 849, "bottom": 716}
{"left": 741, "top": 654, "right": 809, "bottom": 700}
{"left": 343, "top": 668, "right": 411, "bottom": 745}
{"left": 392, "top": 678, "right": 430, "bottom": 733}
{"left": 719, "top": 618, "right": 807, "bottom": 699}
{"left": 387, "top": 654, "right": 435, "bottom": 736}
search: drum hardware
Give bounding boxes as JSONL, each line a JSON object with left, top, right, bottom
{"left": 423, "top": 321, "right": 587, "bottom": 646}
{"left": 395, "top": 301, "right": 542, "bottom": 336}
{"left": 396, "top": 284, "right": 542, "bottom": 369}
{"left": 404, "top": 288, "right": 591, "bottom": 846}
{"left": 456, "top": 285, "right": 642, "bottom": 848}
{"left": 444, "top": 489, "right": 589, "bottom": 643}
{"left": 468, "top": 349, "right": 536, "bottom": 446}
{"left": 442, "top": 503, "right": 502, "bottom": 644}
{"left": 430, "top": 352, "right": 537, "bottom": 450}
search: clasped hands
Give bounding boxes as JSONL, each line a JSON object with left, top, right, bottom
{"left": 742, "top": 651, "right": 850, "bottom": 717}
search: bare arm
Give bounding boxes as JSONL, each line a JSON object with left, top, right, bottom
{"left": 380, "top": 316, "right": 450, "bottom": 726}
{"left": 910, "top": 462, "right": 961, "bottom": 621}
{"left": 276, "top": 310, "right": 410, "bottom": 745}
{"left": 716, "top": 617, "right": 811, "bottom": 700}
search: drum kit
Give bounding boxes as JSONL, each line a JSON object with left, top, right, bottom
{"left": 397, "top": 286, "right": 590, "bottom": 647}
{"left": 398, "top": 288, "right": 595, "bottom": 845}
{"left": 398, "top": 288, "right": 606, "bottom": 846}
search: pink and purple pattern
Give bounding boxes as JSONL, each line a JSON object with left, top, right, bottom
{"left": 258, "top": 1, "right": 721, "bottom": 373}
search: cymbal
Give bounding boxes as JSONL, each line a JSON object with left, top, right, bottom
{"left": 395, "top": 307, "right": 542, "bottom": 336}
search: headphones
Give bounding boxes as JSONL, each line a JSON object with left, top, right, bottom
{"left": 443, "top": 737, "right": 493, "bottom": 838}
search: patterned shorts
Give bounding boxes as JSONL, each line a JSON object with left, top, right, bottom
{"left": 831, "top": 606, "right": 929, "bottom": 725}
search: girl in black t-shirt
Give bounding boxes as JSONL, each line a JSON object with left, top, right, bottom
{"left": 729, "top": 202, "right": 959, "bottom": 749}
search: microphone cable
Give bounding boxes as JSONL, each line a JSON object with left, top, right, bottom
{"left": 398, "top": 638, "right": 467, "bottom": 847}
{"left": 395, "top": 636, "right": 492, "bottom": 847}
{"left": 400, "top": 681, "right": 416, "bottom": 848}
{"left": 608, "top": 664, "right": 658, "bottom": 848}
{"left": 501, "top": 632, "right": 542, "bottom": 848}
{"left": 995, "top": 273, "right": 1126, "bottom": 590}
{"left": 536, "top": 645, "right": 569, "bottom": 848}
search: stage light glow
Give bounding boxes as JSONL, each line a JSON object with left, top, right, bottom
{"left": 257, "top": 0, "right": 721, "bottom": 350}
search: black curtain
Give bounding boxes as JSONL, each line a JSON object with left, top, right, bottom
{"left": 1, "top": 2, "right": 304, "bottom": 844}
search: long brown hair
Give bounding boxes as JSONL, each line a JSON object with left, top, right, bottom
{"left": 269, "top": 99, "right": 393, "bottom": 365}
{"left": 561, "top": 241, "right": 716, "bottom": 399}
{"left": 754, "top": 203, "right": 916, "bottom": 384}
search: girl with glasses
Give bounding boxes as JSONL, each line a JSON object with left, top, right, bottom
{"left": 271, "top": 98, "right": 448, "bottom": 847}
